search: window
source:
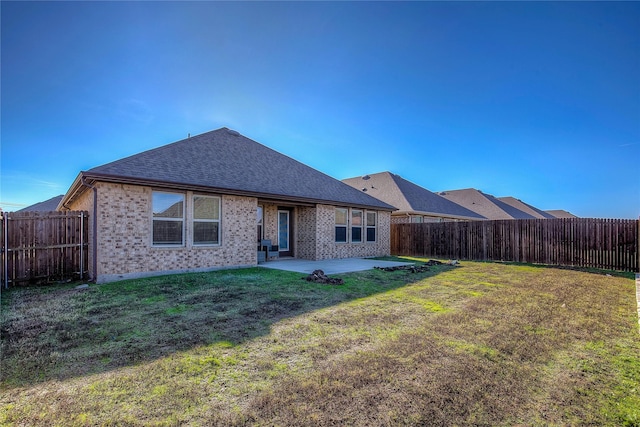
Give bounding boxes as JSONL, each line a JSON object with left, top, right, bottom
{"left": 366, "top": 211, "right": 377, "bottom": 242}
{"left": 152, "top": 192, "right": 184, "bottom": 245}
{"left": 351, "top": 209, "right": 363, "bottom": 243}
{"left": 193, "top": 195, "right": 220, "bottom": 245}
{"left": 335, "top": 208, "right": 348, "bottom": 243}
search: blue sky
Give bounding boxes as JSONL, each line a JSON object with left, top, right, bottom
{"left": 2, "top": 1, "right": 639, "bottom": 218}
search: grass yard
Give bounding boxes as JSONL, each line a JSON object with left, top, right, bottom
{"left": 1, "top": 258, "right": 638, "bottom": 426}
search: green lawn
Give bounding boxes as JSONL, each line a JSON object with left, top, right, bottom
{"left": 1, "top": 259, "right": 638, "bottom": 426}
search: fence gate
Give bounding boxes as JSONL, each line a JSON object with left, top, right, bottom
{"left": 1, "top": 210, "right": 89, "bottom": 288}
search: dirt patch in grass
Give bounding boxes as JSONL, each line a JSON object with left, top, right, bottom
{"left": 1, "top": 261, "right": 638, "bottom": 426}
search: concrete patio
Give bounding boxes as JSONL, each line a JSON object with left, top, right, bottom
{"left": 258, "top": 257, "right": 412, "bottom": 275}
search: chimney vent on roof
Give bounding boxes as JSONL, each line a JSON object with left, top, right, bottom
{"left": 362, "top": 175, "right": 370, "bottom": 180}
{"left": 226, "top": 129, "right": 240, "bottom": 137}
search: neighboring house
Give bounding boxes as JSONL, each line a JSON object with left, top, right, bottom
{"left": 18, "top": 195, "right": 64, "bottom": 212}
{"left": 342, "top": 172, "right": 486, "bottom": 223}
{"left": 58, "top": 128, "right": 395, "bottom": 283}
{"left": 497, "top": 197, "right": 555, "bottom": 219}
{"left": 438, "top": 188, "right": 536, "bottom": 220}
{"left": 545, "top": 209, "right": 578, "bottom": 218}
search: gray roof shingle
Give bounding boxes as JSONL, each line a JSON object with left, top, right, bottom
{"left": 545, "top": 209, "right": 578, "bottom": 218}
{"left": 82, "top": 128, "right": 394, "bottom": 210}
{"left": 497, "top": 197, "right": 556, "bottom": 219}
{"left": 439, "top": 189, "right": 536, "bottom": 220}
{"left": 343, "top": 172, "right": 485, "bottom": 220}
{"left": 18, "top": 195, "right": 64, "bottom": 212}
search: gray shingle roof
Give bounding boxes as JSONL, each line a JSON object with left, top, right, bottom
{"left": 497, "top": 197, "right": 555, "bottom": 219}
{"left": 439, "top": 189, "right": 536, "bottom": 220}
{"left": 342, "top": 172, "right": 485, "bottom": 220}
{"left": 18, "top": 195, "right": 64, "bottom": 212}
{"left": 81, "top": 128, "right": 394, "bottom": 210}
{"left": 545, "top": 209, "right": 578, "bottom": 218}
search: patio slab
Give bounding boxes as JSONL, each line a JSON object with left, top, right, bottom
{"left": 258, "top": 257, "right": 413, "bottom": 275}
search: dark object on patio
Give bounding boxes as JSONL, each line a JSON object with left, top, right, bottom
{"left": 304, "top": 269, "right": 344, "bottom": 285}
{"left": 257, "top": 245, "right": 266, "bottom": 263}
{"left": 260, "top": 239, "right": 279, "bottom": 260}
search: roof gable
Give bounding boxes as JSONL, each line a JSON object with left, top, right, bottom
{"left": 497, "top": 197, "right": 555, "bottom": 219}
{"left": 343, "top": 172, "right": 485, "bottom": 220}
{"left": 545, "top": 209, "right": 578, "bottom": 218}
{"left": 439, "top": 189, "right": 535, "bottom": 220}
{"left": 390, "top": 174, "right": 485, "bottom": 219}
{"left": 80, "top": 128, "right": 394, "bottom": 210}
{"left": 18, "top": 195, "right": 64, "bottom": 212}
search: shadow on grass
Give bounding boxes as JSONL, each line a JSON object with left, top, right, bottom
{"left": 0, "top": 260, "right": 453, "bottom": 389}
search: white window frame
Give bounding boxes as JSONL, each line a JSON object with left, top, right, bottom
{"left": 151, "top": 191, "right": 185, "bottom": 247}
{"left": 335, "top": 207, "right": 348, "bottom": 243}
{"left": 366, "top": 211, "right": 377, "bottom": 243}
{"left": 192, "top": 195, "right": 221, "bottom": 246}
{"left": 351, "top": 209, "right": 363, "bottom": 243}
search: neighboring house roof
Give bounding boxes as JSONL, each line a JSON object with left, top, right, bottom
{"left": 60, "top": 128, "right": 395, "bottom": 211}
{"left": 497, "top": 197, "right": 555, "bottom": 219}
{"left": 342, "top": 172, "right": 485, "bottom": 220}
{"left": 545, "top": 209, "right": 578, "bottom": 218}
{"left": 18, "top": 195, "right": 64, "bottom": 212}
{"left": 438, "top": 189, "right": 536, "bottom": 220}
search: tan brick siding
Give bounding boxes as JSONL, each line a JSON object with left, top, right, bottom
{"left": 83, "top": 183, "right": 257, "bottom": 283}
{"left": 67, "top": 182, "right": 391, "bottom": 282}
{"left": 261, "top": 203, "right": 390, "bottom": 261}
{"left": 262, "top": 204, "right": 279, "bottom": 248}
{"left": 314, "top": 205, "right": 390, "bottom": 260}
{"left": 65, "top": 185, "right": 96, "bottom": 279}
{"left": 296, "top": 206, "right": 317, "bottom": 259}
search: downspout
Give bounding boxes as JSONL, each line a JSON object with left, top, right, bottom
{"left": 80, "top": 176, "right": 98, "bottom": 282}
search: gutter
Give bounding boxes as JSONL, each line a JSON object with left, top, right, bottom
{"left": 82, "top": 171, "right": 397, "bottom": 212}
{"left": 80, "top": 176, "right": 98, "bottom": 282}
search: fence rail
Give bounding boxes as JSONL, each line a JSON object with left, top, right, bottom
{"left": 391, "top": 218, "right": 639, "bottom": 272}
{"left": 1, "top": 210, "right": 89, "bottom": 287}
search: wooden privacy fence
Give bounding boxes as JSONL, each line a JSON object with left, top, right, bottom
{"left": 391, "top": 218, "right": 639, "bottom": 272}
{"left": 1, "top": 210, "right": 89, "bottom": 287}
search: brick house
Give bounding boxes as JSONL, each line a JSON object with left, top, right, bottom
{"left": 58, "top": 128, "right": 395, "bottom": 283}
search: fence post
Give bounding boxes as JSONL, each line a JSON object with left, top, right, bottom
{"left": 2, "top": 212, "right": 8, "bottom": 290}
{"left": 79, "top": 211, "right": 84, "bottom": 281}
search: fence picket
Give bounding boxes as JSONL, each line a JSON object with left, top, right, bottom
{"left": 391, "top": 218, "right": 639, "bottom": 272}
{"left": 1, "top": 211, "right": 89, "bottom": 287}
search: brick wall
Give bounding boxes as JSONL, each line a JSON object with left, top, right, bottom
{"left": 314, "top": 204, "right": 390, "bottom": 260}
{"left": 83, "top": 182, "right": 257, "bottom": 283}
{"left": 262, "top": 204, "right": 279, "bottom": 248}
{"left": 65, "top": 185, "right": 96, "bottom": 279}
{"left": 296, "top": 206, "right": 317, "bottom": 259}
{"left": 67, "top": 181, "right": 392, "bottom": 282}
